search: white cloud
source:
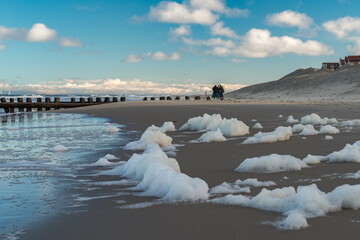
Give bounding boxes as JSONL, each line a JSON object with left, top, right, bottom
{"left": 124, "top": 54, "right": 143, "bottom": 63}
{"left": 211, "top": 21, "right": 239, "bottom": 38}
{"left": 232, "top": 58, "right": 246, "bottom": 63}
{"left": 323, "top": 16, "right": 360, "bottom": 39}
{"left": 207, "top": 28, "right": 333, "bottom": 58}
{"left": 183, "top": 37, "right": 235, "bottom": 48}
{"left": 347, "top": 39, "right": 360, "bottom": 54}
{"left": 5, "top": 78, "right": 247, "bottom": 95}
{"left": 149, "top": 0, "right": 248, "bottom": 25}
{"left": 27, "top": 23, "right": 57, "bottom": 42}
{"left": 0, "top": 23, "right": 82, "bottom": 49}
{"left": 170, "top": 52, "right": 181, "bottom": 60}
{"left": 267, "top": 10, "right": 313, "bottom": 29}
{"left": 58, "top": 37, "right": 83, "bottom": 47}
{"left": 152, "top": 51, "right": 168, "bottom": 60}
{"left": 124, "top": 51, "right": 181, "bottom": 62}
{"left": 169, "top": 25, "right": 191, "bottom": 39}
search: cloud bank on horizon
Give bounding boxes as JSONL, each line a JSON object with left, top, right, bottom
{"left": 0, "top": 79, "right": 246, "bottom": 95}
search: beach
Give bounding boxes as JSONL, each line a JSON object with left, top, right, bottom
{"left": 21, "top": 100, "right": 360, "bottom": 240}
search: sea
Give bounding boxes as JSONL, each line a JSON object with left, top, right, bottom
{"left": 0, "top": 94, "right": 141, "bottom": 239}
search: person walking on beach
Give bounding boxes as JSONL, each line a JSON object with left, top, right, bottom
{"left": 218, "top": 84, "right": 224, "bottom": 100}
{"left": 212, "top": 85, "right": 219, "bottom": 99}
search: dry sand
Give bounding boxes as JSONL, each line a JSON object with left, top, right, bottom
{"left": 22, "top": 100, "right": 360, "bottom": 240}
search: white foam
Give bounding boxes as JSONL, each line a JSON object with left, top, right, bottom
{"left": 196, "top": 129, "right": 226, "bottom": 143}
{"left": 300, "top": 113, "right": 337, "bottom": 125}
{"left": 286, "top": 115, "right": 299, "bottom": 124}
{"left": 319, "top": 125, "right": 340, "bottom": 135}
{"left": 251, "top": 119, "right": 257, "bottom": 122}
{"left": 125, "top": 124, "right": 173, "bottom": 150}
{"left": 276, "top": 212, "right": 309, "bottom": 230}
{"left": 298, "top": 125, "right": 318, "bottom": 136}
{"left": 235, "top": 178, "right": 276, "bottom": 187}
{"left": 212, "top": 183, "right": 360, "bottom": 230}
{"left": 291, "top": 124, "right": 305, "bottom": 133}
{"left": 180, "top": 113, "right": 249, "bottom": 137}
{"left": 93, "top": 158, "right": 113, "bottom": 167}
{"left": 341, "top": 119, "right": 360, "bottom": 126}
{"left": 235, "top": 154, "right": 308, "bottom": 173}
{"left": 103, "top": 144, "right": 209, "bottom": 201}
{"left": 242, "top": 126, "right": 292, "bottom": 144}
{"left": 344, "top": 170, "right": 360, "bottom": 179}
{"left": 253, "top": 122, "right": 263, "bottom": 129}
{"left": 106, "top": 126, "right": 119, "bottom": 133}
{"left": 103, "top": 154, "right": 119, "bottom": 160}
{"left": 325, "top": 135, "right": 333, "bottom": 140}
{"left": 326, "top": 141, "right": 360, "bottom": 163}
{"left": 209, "top": 182, "right": 250, "bottom": 195}
{"left": 278, "top": 115, "right": 283, "bottom": 118}
{"left": 302, "top": 154, "right": 326, "bottom": 165}
{"left": 147, "top": 121, "right": 176, "bottom": 133}
{"left": 52, "top": 145, "right": 68, "bottom": 152}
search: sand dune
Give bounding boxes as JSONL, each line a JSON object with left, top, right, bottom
{"left": 227, "top": 64, "right": 360, "bottom": 102}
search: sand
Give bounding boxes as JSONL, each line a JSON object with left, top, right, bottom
{"left": 22, "top": 100, "right": 360, "bottom": 240}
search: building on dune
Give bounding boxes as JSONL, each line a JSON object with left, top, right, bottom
{"left": 323, "top": 55, "right": 360, "bottom": 70}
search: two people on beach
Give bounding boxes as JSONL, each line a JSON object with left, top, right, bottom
{"left": 212, "top": 84, "right": 224, "bottom": 100}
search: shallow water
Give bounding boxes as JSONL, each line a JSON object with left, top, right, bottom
{"left": 0, "top": 113, "right": 126, "bottom": 238}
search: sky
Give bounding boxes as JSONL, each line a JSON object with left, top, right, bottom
{"left": 0, "top": 0, "right": 360, "bottom": 95}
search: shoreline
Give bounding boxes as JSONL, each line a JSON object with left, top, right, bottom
{"left": 21, "top": 101, "right": 360, "bottom": 240}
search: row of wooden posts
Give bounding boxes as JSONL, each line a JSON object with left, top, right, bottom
{"left": 0, "top": 96, "right": 126, "bottom": 113}
{"left": 0, "top": 95, "right": 211, "bottom": 113}
{"left": 143, "top": 96, "right": 209, "bottom": 101}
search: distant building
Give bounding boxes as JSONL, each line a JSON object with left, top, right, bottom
{"left": 322, "top": 62, "right": 340, "bottom": 70}
{"left": 347, "top": 55, "right": 360, "bottom": 63}
{"left": 340, "top": 58, "right": 345, "bottom": 65}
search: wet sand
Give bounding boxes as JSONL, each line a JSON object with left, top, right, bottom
{"left": 23, "top": 101, "right": 360, "bottom": 240}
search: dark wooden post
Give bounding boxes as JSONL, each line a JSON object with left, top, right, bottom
{"left": 17, "top": 98, "right": 24, "bottom": 112}
{"left": 175, "top": 96, "right": 180, "bottom": 100}
{"left": 104, "top": 97, "right": 110, "bottom": 103}
{"left": 88, "top": 97, "right": 93, "bottom": 103}
{"left": 159, "top": 96, "right": 165, "bottom": 100}
{"left": 54, "top": 97, "right": 60, "bottom": 109}
{"left": 1, "top": 97, "right": 9, "bottom": 113}
{"left": 143, "top": 97, "right": 148, "bottom": 101}
{"left": 37, "top": 98, "right": 42, "bottom": 111}
{"left": 96, "top": 97, "right": 101, "bottom": 103}
{"left": 71, "top": 97, "right": 76, "bottom": 103}
{"left": 26, "top": 98, "right": 32, "bottom": 112}
{"left": 45, "top": 98, "right": 51, "bottom": 110}
{"left": 112, "top": 97, "right": 118, "bottom": 102}
{"left": 151, "top": 97, "right": 155, "bottom": 100}
{"left": 80, "top": 97, "right": 85, "bottom": 103}
{"left": 120, "top": 97, "right": 126, "bottom": 102}
{"left": 206, "top": 96, "right": 211, "bottom": 100}
{"left": 185, "top": 96, "right": 190, "bottom": 100}
{"left": 9, "top": 98, "right": 15, "bottom": 113}
{"left": 195, "top": 96, "right": 201, "bottom": 100}
{"left": 166, "top": 96, "right": 172, "bottom": 100}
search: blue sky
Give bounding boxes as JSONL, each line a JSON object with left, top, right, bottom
{"left": 0, "top": 0, "right": 359, "bottom": 95}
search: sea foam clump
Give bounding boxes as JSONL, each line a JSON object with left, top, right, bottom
{"left": 180, "top": 113, "right": 249, "bottom": 137}
{"left": 341, "top": 119, "right": 360, "bottom": 126}
{"left": 242, "top": 126, "right": 292, "bottom": 144}
{"left": 52, "top": 145, "right": 68, "bottom": 152}
{"left": 302, "top": 154, "right": 326, "bottom": 165}
{"left": 125, "top": 122, "right": 174, "bottom": 150}
{"left": 235, "top": 154, "right": 308, "bottom": 173}
{"left": 298, "top": 125, "right": 318, "bottom": 136}
{"left": 253, "top": 122, "right": 263, "bottom": 129}
{"left": 300, "top": 113, "right": 337, "bottom": 125}
{"left": 212, "top": 183, "right": 360, "bottom": 230}
{"left": 197, "top": 129, "right": 226, "bottom": 143}
{"left": 105, "top": 144, "right": 209, "bottom": 201}
{"left": 326, "top": 141, "right": 360, "bottom": 163}
{"left": 319, "top": 125, "right": 340, "bottom": 135}
{"left": 286, "top": 115, "right": 299, "bottom": 124}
